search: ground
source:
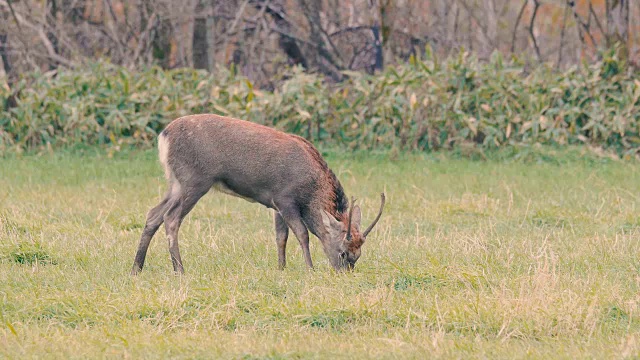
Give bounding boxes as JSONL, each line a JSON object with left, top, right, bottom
{"left": 1, "top": 148, "right": 639, "bottom": 359}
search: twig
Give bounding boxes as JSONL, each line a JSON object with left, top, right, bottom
{"left": 0, "top": 0, "right": 74, "bottom": 67}
{"left": 319, "top": 22, "right": 346, "bottom": 67}
{"left": 297, "top": 0, "right": 345, "bottom": 74}
{"left": 589, "top": 2, "right": 606, "bottom": 39}
{"left": 269, "top": 25, "right": 318, "bottom": 50}
{"left": 4, "top": 0, "right": 22, "bottom": 32}
{"left": 511, "top": 0, "right": 527, "bottom": 53}
{"left": 224, "top": 0, "right": 249, "bottom": 39}
{"left": 106, "top": 0, "right": 138, "bottom": 42}
{"left": 456, "top": 0, "right": 495, "bottom": 48}
{"left": 528, "top": 0, "right": 542, "bottom": 61}
{"left": 103, "top": 0, "right": 129, "bottom": 60}
{"left": 253, "top": 0, "right": 308, "bottom": 69}
{"left": 3, "top": 0, "right": 38, "bottom": 71}
{"left": 246, "top": 0, "right": 270, "bottom": 75}
{"left": 130, "top": 12, "right": 158, "bottom": 66}
{"left": 221, "top": 0, "right": 250, "bottom": 60}
{"left": 570, "top": 1, "right": 598, "bottom": 49}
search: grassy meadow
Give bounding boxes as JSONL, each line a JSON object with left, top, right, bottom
{"left": 1, "top": 148, "right": 639, "bottom": 358}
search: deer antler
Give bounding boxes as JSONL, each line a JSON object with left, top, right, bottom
{"left": 362, "top": 193, "right": 385, "bottom": 238}
{"left": 346, "top": 197, "right": 356, "bottom": 241}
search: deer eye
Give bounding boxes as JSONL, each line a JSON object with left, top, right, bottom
{"left": 339, "top": 252, "right": 347, "bottom": 260}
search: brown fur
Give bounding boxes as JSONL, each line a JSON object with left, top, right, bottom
{"left": 162, "top": 114, "right": 349, "bottom": 228}
{"left": 288, "top": 135, "right": 348, "bottom": 217}
{"left": 131, "top": 114, "right": 384, "bottom": 274}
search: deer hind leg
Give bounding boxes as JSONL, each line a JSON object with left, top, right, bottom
{"left": 163, "top": 182, "right": 209, "bottom": 274}
{"left": 131, "top": 190, "right": 174, "bottom": 275}
{"left": 274, "top": 211, "right": 289, "bottom": 270}
{"left": 278, "top": 205, "right": 313, "bottom": 269}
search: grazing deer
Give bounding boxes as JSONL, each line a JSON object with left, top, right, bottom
{"left": 131, "top": 114, "right": 385, "bottom": 274}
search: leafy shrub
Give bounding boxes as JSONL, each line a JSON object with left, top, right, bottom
{"left": 1, "top": 47, "right": 639, "bottom": 155}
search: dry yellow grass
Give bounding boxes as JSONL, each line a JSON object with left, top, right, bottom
{"left": 1, "top": 149, "right": 639, "bottom": 358}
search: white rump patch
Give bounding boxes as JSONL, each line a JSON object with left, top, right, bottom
{"left": 157, "top": 133, "right": 171, "bottom": 180}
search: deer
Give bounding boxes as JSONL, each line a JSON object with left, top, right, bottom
{"left": 131, "top": 114, "right": 386, "bottom": 275}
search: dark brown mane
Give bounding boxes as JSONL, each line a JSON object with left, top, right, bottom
{"left": 293, "top": 136, "right": 348, "bottom": 217}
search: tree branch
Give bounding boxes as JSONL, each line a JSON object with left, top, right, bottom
{"left": 0, "top": 0, "right": 73, "bottom": 68}
{"left": 570, "top": 1, "right": 598, "bottom": 49}
{"left": 130, "top": 12, "right": 158, "bottom": 67}
{"left": 511, "top": 0, "right": 527, "bottom": 53}
{"left": 589, "top": 2, "right": 606, "bottom": 38}
{"left": 456, "top": 0, "right": 495, "bottom": 48}
{"left": 528, "top": 0, "right": 542, "bottom": 61}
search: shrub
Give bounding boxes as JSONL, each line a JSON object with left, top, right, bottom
{"left": 1, "top": 48, "right": 638, "bottom": 155}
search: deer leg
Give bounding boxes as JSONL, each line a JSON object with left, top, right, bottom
{"left": 163, "top": 185, "right": 208, "bottom": 274}
{"left": 278, "top": 206, "right": 313, "bottom": 269}
{"left": 131, "top": 192, "right": 173, "bottom": 275}
{"left": 163, "top": 197, "right": 184, "bottom": 274}
{"left": 274, "top": 211, "right": 289, "bottom": 270}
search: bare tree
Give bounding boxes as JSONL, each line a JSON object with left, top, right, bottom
{"left": 0, "top": 0, "right": 638, "bottom": 87}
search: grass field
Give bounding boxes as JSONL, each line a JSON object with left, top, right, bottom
{"left": 1, "top": 148, "right": 639, "bottom": 359}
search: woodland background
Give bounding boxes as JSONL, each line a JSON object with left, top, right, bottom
{"left": 0, "top": 0, "right": 639, "bottom": 154}
{"left": 0, "top": 0, "right": 639, "bottom": 85}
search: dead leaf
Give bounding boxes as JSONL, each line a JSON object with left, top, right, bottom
{"left": 299, "top": 110, "right": 311, "bottom": 119}
{"left": 539, "top": 115, "right": 549, "bottom": 129}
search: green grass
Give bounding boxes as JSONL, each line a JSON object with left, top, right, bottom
{"left": 1, "top": 148, "right": 640, "bottom": 358}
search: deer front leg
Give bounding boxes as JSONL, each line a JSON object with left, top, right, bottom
{"left": 274, "top": 211, "right": 289, "bottom": 270}
{"left": 278, "top": 205, "right": 313, "bottom": 269}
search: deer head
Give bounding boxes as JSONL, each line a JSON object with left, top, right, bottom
{"left": 321, "top": 193, "right": 386, "bottom": 270}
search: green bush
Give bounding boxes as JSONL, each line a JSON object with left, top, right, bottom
{"left": 1, "top": 48, "right": 639, "bottom": 155}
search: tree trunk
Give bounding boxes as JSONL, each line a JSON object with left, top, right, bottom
{"left": 178, "top": 0, "right": 197, "bottom": 68}
{"left": 0, "top": 30, "right": 17, "bottom": 110}
{"left": 0, "top": 34, "right": 10, "bottom": 77}
{"left": 372, "top": 26, "right": 383, "bottom": 71}
{"left": 193, "top": 0, "right": 219, "bottom": 71}
{"left": 206, "top": 0, "right": 216, "bottom": 71}
{"left": 47, "top": 0, "right": 60, "bottom": 70}
{"left": 370, "top": 0, "right": 385, "bottom": 71}
{"left": 192, "top": 1, "right": 209, "bottom": 70}
{"left": 484, "top": 0, "right": 497, "bottom": 53}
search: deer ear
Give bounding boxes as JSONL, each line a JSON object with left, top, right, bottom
{"left": 352, "top": 205, "right": 362, "bottom": 230}
{"left": 321, "top": 210, "right": 343, "bottom": 236}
